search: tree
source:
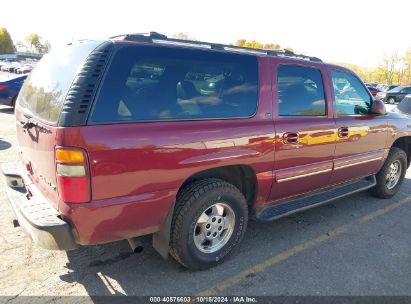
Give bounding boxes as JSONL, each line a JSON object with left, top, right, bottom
{"left": 263, "top": 43, "right": 281, "bottom": 50}
{"left": 24, "top": 33, "right": 51, "bottom": 54}
{"left": 235, "top": 39, "right": 281, "bottom": 50}
{"left": 381, "top": 52, "right": 400, "bottom": 85}
{"left": 404, "top": 49, "right": 411, "bottom": 85}
{"left": 0, "top": 28, "right": 16, "bottom": 54}
{"left": 172, "top": 32, "right": 196, "bottom": 40}
{"left": 25, "top": 33, "right": 41, "bottom": 53}
{"left": 39, "top": 40, "right": 51, "bottom": 54}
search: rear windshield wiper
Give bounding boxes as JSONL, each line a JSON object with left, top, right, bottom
{"left": 18, "top": 119, "right": 50, "bottom": 133}
{"left": 19, "top": 120, "right": 36, "bottom": 130}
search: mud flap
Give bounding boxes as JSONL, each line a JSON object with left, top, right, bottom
{"left": 152, "top": 201, "right": 175, "bottom": 259}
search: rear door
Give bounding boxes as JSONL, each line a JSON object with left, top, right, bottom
{"left": 329, "top": 68, "right": 388, "bottom": 184}
{"left": 269, "top": 60, "right": 337, "bottom": 201}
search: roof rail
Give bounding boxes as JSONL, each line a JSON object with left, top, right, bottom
{"left": 109, "top": 32, "right": 322, "bottom": 63}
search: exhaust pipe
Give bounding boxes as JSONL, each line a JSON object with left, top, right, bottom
{"left": 128, "top": 237, "right": 144, "bottom": 253}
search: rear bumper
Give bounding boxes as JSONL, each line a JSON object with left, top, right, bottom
{"left": 1, "top": 160, "right": 77, "bottom": 250}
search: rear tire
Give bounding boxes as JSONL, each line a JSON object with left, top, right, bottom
{"left": 370, "top": 147, "right": 407, "bottom": 198}
{"left": 387, "top": 97, "right": 396, "bottom": 104}
{"left": 170, "top": 178, "right": 248, "bottom": 270}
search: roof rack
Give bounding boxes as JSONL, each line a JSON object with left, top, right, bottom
{"left": 108, "top": 32, "right": 322, "bottom": 63}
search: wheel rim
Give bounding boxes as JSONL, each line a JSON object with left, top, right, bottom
{"left": 193, "top": 202, "right": 235, "bottom": 253}
{"left": 389, "top": 98, "right": 395, "bottom": 104}
{"left": 385, "top": 160, "right": 402, "bottom": 190}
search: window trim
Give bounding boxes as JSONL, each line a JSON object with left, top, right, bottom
{"left": 330, "top": 68, "right": 374, "bottom": 117}
{"left": 276, "top": 63, "right": 328, "bottom": 118}
{"left": 86, "top": 44, "right": 260, "bottom": 125}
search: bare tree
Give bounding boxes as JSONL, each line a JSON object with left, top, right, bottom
{"left": 382, "top": 52, "right": 400, "bottom": 84}
{"left": 404, "top": 49, "right": 411, "bottom": 85}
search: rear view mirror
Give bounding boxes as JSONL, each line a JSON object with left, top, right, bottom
{"left": 371, "top": 99, "right": 387, "bottom": 115}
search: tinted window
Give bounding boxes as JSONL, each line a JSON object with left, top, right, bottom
{"left": 402, "top": 87, "right": 411, "bottom": 94}
{"left": 17, "top": 41, "right": 103, "bottom": 124}
{"left": 90, "top": 46, "right": 258, "bottom": 123}
{"left": 331, "top": 71, "right": 372, "bottom": 116}
{"left": 277, "top": 65, "right": 326, "bottom": 116}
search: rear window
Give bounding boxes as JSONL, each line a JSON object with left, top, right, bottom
{"left": 17, "top": 41, "right": 103, "bottom": 124}
{"left": 89, "top": 46, "right": 258, "bottom": 123}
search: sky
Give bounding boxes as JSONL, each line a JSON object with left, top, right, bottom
{"left": 2, "top": 0, "right": 410, "bottom": 67}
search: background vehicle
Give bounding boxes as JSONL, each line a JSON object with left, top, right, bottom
{"left": 366, "top": 85, "right": 381, "bottom": 96}
{"left": 1, "top": 64, "right": 10, "bottom": 72}
{"left": 0, "top": 75, "right": 27, "bottom": 108}
{"left": 376, "top": 86, "right": 411, "bottom": 104}
{"left": 6, "top": 63, "right": 20, "bottom": 73}
{"left": 2, "top": 33, "right": 411, "bottom": 270}
{"left": 365, "top": 82, "right": 378, "bottom": 88}
{"left": 384, "top": 85, "right": 400, "bottom": 91}
{"left": 16, "top": 65, "right": 33, "bottom": 74}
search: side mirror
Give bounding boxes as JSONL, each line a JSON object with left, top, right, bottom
{"left": 371, "top": 99, "right": 387, "bottom": 115}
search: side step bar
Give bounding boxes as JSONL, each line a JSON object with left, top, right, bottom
{"left": 256, "top": 176, "right": 376, "bottom": 222}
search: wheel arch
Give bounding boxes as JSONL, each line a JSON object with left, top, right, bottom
{"left": 391, "top": 136, "right": 411, "bottom": 167}
{"left": 177, "top": 165, "right": 258, "bottom": 206}
{"left": 152, "top": 164, "right": 258, "bottom": 258}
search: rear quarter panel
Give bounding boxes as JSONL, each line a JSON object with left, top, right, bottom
{"left": 385, "top": 111, "right": 411, "bottom": 149}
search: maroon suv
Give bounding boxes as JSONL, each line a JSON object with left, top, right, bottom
{"left": 3, "top": 32, "right": 411, "bottom": 269}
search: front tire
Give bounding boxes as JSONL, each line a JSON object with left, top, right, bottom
{"left": 170, "top": 178, "right": 248, "bottom": 270}
{"left": 370, "top": 147, "right": 407, "bottom": 198}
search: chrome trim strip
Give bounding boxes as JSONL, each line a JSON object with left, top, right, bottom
{"left": 334, "top": 157, "right": 382, "bottom": 170}
{"left": 276, "top": 168, "right": 332, "bottom": 183}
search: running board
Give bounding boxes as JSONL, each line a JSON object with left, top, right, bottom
{"left": 256, "top": 176, "right": 376, "bottom": 222}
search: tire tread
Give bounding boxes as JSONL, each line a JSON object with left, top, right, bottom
{"left": 170, "top": 178, "right": 244, "bottom": 268}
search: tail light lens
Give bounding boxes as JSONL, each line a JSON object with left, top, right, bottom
{"left": 0, "top": 85, "right": 9, "bottom": 90}
{"left": 55, "top": 147, "right": 90, "bottom": 203}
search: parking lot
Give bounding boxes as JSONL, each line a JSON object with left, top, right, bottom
{"left": 0, "top": 100, "right": 410, "bottom": 298}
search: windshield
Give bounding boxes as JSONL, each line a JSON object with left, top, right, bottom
{"left": 17, "top": 40, "right": 103, "bottom": 124}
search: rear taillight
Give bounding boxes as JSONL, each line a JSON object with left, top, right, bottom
{"left": 0, "top": 85, "right": 9, "bottom": 90}
{"left": 55, "top": 147, "right": 90, "bottom": 203}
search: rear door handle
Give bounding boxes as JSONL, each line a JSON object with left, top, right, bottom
{"left": 283, "top": 132, "right": 299, "bottom": 143}
{"left": 338, "top": 127, "right": 349, "bottom": 138}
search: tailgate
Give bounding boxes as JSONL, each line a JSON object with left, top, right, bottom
{"left": 13, "top": 40, "right": 105, "bottom": 209}
{"left": 15, "top": 114, "right": 60, "bottom": 209}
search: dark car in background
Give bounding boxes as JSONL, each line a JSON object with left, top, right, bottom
{"left": 0, "top": 75, "right": 27, "bottom": 108}
{"left": 383, "top": 85, "right": 399, "bottom": 92}
{"left": 376, "top": 86, "right": 411, "bottom": 104}
{"left": 367, "top": 86, "right": 381, "bottom": 97}
{"left": 384, "top": 85, "right": 400, "bottom": 92}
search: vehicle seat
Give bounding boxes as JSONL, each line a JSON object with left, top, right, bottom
{"left": 177, "top": 81, "right": 198, "bottom": 99}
